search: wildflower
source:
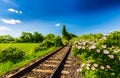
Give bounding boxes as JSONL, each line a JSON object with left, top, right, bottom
{"left": 90, "top": 45, "right": 96, "bottom": 49}
{"left": 86, "top": 66, "right": 90, "bottom": 70}
{"left": 81, "top": 63, "right": 85, "bottom": 68}
{"left": 93, "top": 63, "right": 98, "bottom": 67}
{"left": 100, "top": 66, "right": 105, "bottom": 70}
{"left": 96, "top": 49, "right": 100, "bottom": 53}
{"left": 108, "top": 54, "right": 114, "bottom": 59}
{"left": 102, "top": 45, "right": 107, "bottom": 48}
{"left": 103, "top": 50, "right": 109, "bottom": 54}
{"left": 86, "top": 63, "right": 91, "bottom": 67}
{"left": 91, "top": 66, "right": 95, "bottom": 70}
{"left": 82, "top": 41, "right": 86, "bottom": 45}
{"left": 77, "top": 68, "right": 82, "bottom": 72}
{"left": 106, "top": 65, "right": 111, "bottom": 69}
{"left": 77, "top": 46, "right": 81, "bottom": 49}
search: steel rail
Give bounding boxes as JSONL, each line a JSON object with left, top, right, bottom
{"left": 7, "top": 46, "right": 64, "bottom": 78}
{"left": 50, "top": 45, "right": 72, "bottom": 78}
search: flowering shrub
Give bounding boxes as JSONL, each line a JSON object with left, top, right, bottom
{"left": 73, "top": 32, "right": 120, "bottom": 78}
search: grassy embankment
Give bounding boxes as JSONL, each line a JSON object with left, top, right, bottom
{"left": 0, "top": 43, "right": 56, "bottom": 75}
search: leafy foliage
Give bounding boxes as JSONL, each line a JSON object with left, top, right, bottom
{"left": 102, "top": 31, "right": 120, "bottom": 47}
{"left": 33, "top": 32, "right": 43, "bottom": 43}
{"left": 34, "top": 35, "right": 63, "bottom": 52}
{"left": 0, "top": 47, "right": 25, "bottom": 63}
{"left": 72, "top": 31, "right": 120, "bottom": 78}
{"left": 0, "top": 35, "right": 14, "bottom": 43}
{"left": 62, "top": 25, "right": 77, "bottom": 45}
{"left": 78, "top": 33, "right": 103, "bottom": 41}
{"left": 62, "top": 25, "right": 68, "bottom": 40}
{"left": 20, "top": 32, "right": 33, "bottom": 42}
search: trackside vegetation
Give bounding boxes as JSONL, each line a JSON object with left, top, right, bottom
{"left": 72, "top": 31, "right": 120, "bottom": 78}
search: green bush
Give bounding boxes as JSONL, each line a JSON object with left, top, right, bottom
{"left": 0, "top": 47, "right": 25, "bottom": 63}
{"left": 34, "top": 40, "right": 54, "bottom": 52}
{"left": 103, "top": 31, "right": 120, "bottom": 47}
{"left": 41, "top": 40, "right": 54, "bottom": 48}
{"left": 34, "top": 45, "right": 47, "bottom": 52}
{"left": 1, "top": 40, "right": 9, "bottom": 43}
{"left": 72, "top": 31, "right": 120, "bottom": 78}
{"left": 53, "top": 36, "right": 63, "bottom": 47}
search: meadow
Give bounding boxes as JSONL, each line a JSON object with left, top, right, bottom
{"left": 0, "top": 43, "right": 39, "bottom": 52}
{"left": 0, "top": 43, "right": 56, "bottom": 75}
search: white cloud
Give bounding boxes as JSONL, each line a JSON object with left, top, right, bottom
{"left": 19, "top": 11, "right": 22, "bottom": 14}
{"left": 8, "top": 8, "right": 22, "bottom": 14}
{"left": 1, "top": 19, "right": 21, "bottom": 24}
{"left": 0, "top": 26, "right": 10, "bottom": 31}
{"left": 3, "top": 0, "right": 10, "bottom": 3}
{"left": 56, "top": 23, "right": 60, "bottom": 27}
{"left": 16, "top": 33, "right": 21, "bottom": 35}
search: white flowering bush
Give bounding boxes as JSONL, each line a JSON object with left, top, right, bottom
{"left": 73, "top": 32, "right": 120, "bottom": 78}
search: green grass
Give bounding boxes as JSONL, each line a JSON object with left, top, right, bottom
{"left": 0, "top": 43, "right": 39, "bottom": 52}
{"left": 0, "top": 43, "right": 56, "bottom": 76}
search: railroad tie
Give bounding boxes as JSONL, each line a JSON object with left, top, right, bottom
{"left": 32, "top": 69, "right": 70, "bottom": 74}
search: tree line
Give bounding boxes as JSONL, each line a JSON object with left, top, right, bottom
{"left": 0, "top": 32, "right": 44, "bottom": 43}
{"left": 0, "top": 25, "right": 77, "bottom": 43}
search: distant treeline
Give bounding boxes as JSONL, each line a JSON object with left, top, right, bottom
{"left": 0, "top": 32, "right": 60, "bottom": 43}
{"left": 0, "top": 25, "right": 77, "bottom": 43}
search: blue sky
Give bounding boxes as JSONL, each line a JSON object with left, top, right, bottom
{"left": 0, "top": 0, "right": 120, "bottom": 37}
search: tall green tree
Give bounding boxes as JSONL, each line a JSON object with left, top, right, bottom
{"left": 62, "top": 25, "right": 68, "bottom": 40}
{"left": 20, "top": 32, "right": 33, "bottom": 42}
{"left": 33, "top": 32, "right": 43, "bottom": 43}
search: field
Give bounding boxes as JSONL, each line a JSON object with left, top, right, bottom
{"left": 0, "top": 43, "right": 56, "bottom": 75}
{"left": 0, "top": 43, "right": 39, "bottom": 52}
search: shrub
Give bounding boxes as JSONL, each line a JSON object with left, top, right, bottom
{"left": 34, "top": 40, "right": 54, "bottom": 52}
{"left": 73, "top": 31, "right": 120, "bottom": 78}
{"left": 34, "top": 45, "right": 47, "bottom": 52}
{"left": 53, "top": 36, "right": 63, "bottom": 47}
{"left": 40, "top": 40, "right": 54, "bottom": 48}
{"left": 34, "top": 36, "right": 63, "bottom": 52}
{"left": 0, "top": 47, "right": 25, "bottom": 63}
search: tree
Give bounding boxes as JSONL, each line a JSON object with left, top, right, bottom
{"left": 68, "top": 33, "right": 77, "bottom": 39}
{"left": 0, "top": 35, "right": 14, "bottom": 43}
{"left": 62, "top": 25, "right": 76, "bottom": 40}
{"left": 62, "top": 25, "right": 68, "bottom": 40}
{"left": 44, "top": 33, "right": 55, "bottom": 41}
{"left": 3, "top": 35, "right": 14, "bottom": 41}
{"left": 33, "top": 32, "right": 43, "bottom": 43}
{"left": 20, "top": 32, "right": 33, "bottom": 42}
{"left": 0, "top": 36, "right": 4, "bottom": 43}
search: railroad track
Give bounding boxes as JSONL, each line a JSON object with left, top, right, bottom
{"left": 6, "top": 45, "right": 72, "bottom": 78}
